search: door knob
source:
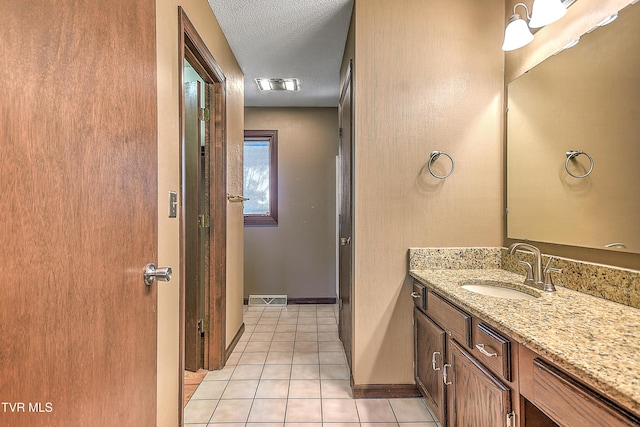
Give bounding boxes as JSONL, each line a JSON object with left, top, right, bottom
{"left": 144, "top": 263, "right": 172, "bottom": 286}
{"left": 340, "top": 237, "right": 351, "bottom": 246}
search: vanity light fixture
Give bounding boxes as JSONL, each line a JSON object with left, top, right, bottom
{"left": 255, "top": 78, "right": 300, "bottom": 91}
{"left": 528, "top": 0, "right": 567, "bottom": 28}
{"left": 502, "top": 0, "right": 569, "bottom": 51}
{"left": 502, "top": 3, "right": 534, "bottom": 51}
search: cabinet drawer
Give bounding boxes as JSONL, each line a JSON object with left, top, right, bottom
{"left": 472, "top": 322, "right": 511, "bottom": 381}
{"left": 426, "top": 290, "right": 471, "bottom": 347}
{"left": 533, "top": 358, "right": 640, "bottom": 427}
{"left": 412, "top": 281, "right": 426, "bottom": 311}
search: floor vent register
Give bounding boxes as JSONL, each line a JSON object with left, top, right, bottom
{"left": 248, "top": 294, "right": 288, "bottom": 306}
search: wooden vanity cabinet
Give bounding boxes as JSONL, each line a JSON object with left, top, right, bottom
{"left": 413, "top": 279, "right": 640, "bottom": 427}
{"left": 413, "top": 285, "right": 515, "bottom": 427}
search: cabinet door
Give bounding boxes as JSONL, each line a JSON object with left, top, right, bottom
{"left": 415, "top": 307, "right": 446, "bottom": 424}
{"left": 447, "top": 338, "right": 511, "bottom": 427}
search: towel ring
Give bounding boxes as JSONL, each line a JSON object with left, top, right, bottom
{"left": 428, "top": 151, "right": 454, "bottom": 179}
{"left": 565, "top": 150, "right": 594, "bottom": 178}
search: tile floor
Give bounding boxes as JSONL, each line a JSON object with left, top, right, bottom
{"left": 184, "top": 304, "right": 440, "bottom": 426}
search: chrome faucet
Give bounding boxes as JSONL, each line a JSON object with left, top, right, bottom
{"left": 508, "top": 243, "right": 560, "bottom": 292}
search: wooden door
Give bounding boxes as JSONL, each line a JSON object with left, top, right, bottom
{"left": 415, "top": 309, "right": 447, "bottom": 424}
{"left": 447, "top": 339, "right": 511, "bottom": 427}
{"left": 0, "top": 1, "right": 158, "bottom": 426}
{"left": 183, "top": 80, "right": 203, "bottom": 372}
{"left": 338, "top": 62, "right": 354, "bottom": 368}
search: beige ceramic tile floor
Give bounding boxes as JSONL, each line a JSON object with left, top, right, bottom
{"left": 184, "top": 304, "right": 439, "bottom": 426}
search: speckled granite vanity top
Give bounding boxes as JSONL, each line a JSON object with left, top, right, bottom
{"left": 409, "top": 267, "right": 640, "bottom": 415}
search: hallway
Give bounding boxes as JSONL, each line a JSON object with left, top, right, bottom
{"left": 184, "top": 304, "right": 439, "bottom": 426}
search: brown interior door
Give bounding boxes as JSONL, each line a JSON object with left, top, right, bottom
{"left": 338, "top": 63, "right": 354, "bottom": 369}
{"left": 183, "top": 80, "right": 203, "bottom": 372}
{"left": 0, "top": 1, "right": 158, "bottom": 425}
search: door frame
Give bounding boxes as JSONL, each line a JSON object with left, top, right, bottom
{"left": 178, "top": 5, "right": 227, "bottom": 413}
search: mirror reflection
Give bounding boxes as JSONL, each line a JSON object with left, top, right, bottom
{"left": 506, "top": 3, "right": 640, "bottom": 253}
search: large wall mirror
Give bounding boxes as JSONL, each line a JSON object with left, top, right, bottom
{"left": 507, "top": 3, "right": 640, "bottom": 254}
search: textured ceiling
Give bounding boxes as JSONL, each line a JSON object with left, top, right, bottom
{"left": 207, "top": 0, "right": 354, "bottom": 107}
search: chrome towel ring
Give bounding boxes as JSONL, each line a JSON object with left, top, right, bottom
{"left": 428, "top": 151, "right": 454, "bottom": 179}
{"left": 565, "top": 150, "right": 594, "bottom": 178}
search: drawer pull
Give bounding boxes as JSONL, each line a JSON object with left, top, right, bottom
{"left": 443, "top": 363, "right": 452, "bottom": 385}
{"left": 432, "top": 351, "right": 441, "bottom": 371}
{"left": 476, "top": 343, "right": 498, "bottom": 357}
{"left": 411, "top": 292, "right": 421, "bottom": 299}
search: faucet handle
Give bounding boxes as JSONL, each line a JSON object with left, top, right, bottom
{"left": 543, "top": 267, "right": 562, "bottom": 292}
{"left": 518, "top": 260, "right": 534, "bottom": 284}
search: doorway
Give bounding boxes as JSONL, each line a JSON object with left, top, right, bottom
{"left": 338, "top": 61, "right": 354, "bottom": 370}
{"left": 178, "top": 6, "right": 228, "bottom": 418}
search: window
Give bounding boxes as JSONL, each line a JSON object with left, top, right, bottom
{"left": 244, "top": 130, "right": 278, "bottom": 225}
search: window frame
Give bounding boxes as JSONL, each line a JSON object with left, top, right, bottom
{"left": 243, "top": 129, "right": 278, "bottom": 226}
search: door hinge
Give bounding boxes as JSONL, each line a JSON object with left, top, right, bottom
{"left": 197, "top": 319, "right": 209, "bottom": 333}
{"left": 199, "top": 107, "right": 210, "bottom": 121}
{"left": 506, "top": 411, "right": 516, "bottom": 427}
{"left": 338, "top": 299, "right": 343, "bottom": 310}
{"left": 199, "top": 214, "right": 210, "bottom": 228}
{"left": 339, "top": 127, "right": 343, "bottom": 138}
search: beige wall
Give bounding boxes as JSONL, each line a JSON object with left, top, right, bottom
{"left": 155, "top": 1, "right": 244, "bottom": 425}
{"left": 504, "top": 0, "right": 640, "bottom": 270}
{"left": 346, "top": 0, "right": 505, "bottom": 386}
{"left": 244, "top": 108, "right": 338, "bottom": 300}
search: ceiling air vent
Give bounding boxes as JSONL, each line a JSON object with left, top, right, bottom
{"left": 255, "top": 78, "right": 300, "bottom": 91}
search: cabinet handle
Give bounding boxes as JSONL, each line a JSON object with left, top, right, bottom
{"left": 411, "top": 292, "right": 421, "bottom": 299}
{"left": 443, "top": 363, "right": 452, "bottom": 385}
{"left": 475, "top": 343, "right": 498, "bottom": 357}
{"left": 431, "top": 351, "right": 441, "bottom": 371}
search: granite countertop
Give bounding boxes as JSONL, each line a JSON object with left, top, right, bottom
{"left": 409, "top": 268, "right": 640, "bottom": 416}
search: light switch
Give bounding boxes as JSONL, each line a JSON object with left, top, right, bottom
{"left": 169, "top": 191, "right": 178, "bottom": 218}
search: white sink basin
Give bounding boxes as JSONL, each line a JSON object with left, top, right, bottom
{"left": 460, "top": 280, "right": 540, "bottom": 300}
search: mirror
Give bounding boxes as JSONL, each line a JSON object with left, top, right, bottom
{"left": 506, "top": 3, "right": 640, "bottom": 253}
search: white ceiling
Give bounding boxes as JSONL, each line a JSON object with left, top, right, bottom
{"left": 207, "top": 0, "right": 354, "bottom": 107}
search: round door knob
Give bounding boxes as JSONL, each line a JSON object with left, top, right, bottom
{"left": 144, "top": 263, "right": 172, "bottom": 286}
